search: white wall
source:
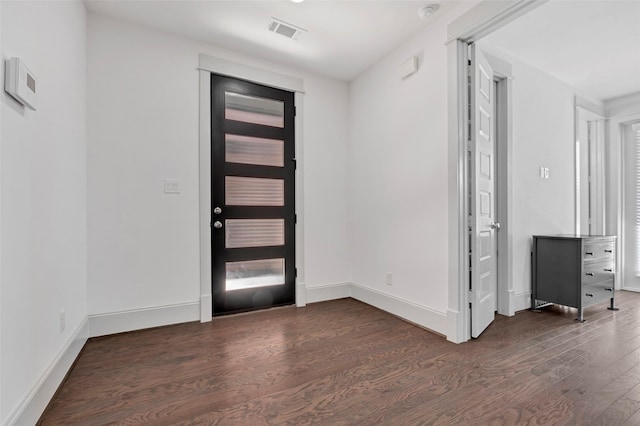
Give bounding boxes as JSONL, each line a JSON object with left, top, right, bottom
{"left": 348, "top": 6, "right": 473, "bottom": 335}
{"left": 348, "top": 2, "right": 577, "bottom": 336}
{"left": 1, "top": 1, "right": 87, "bottom": 423}
{"left": 479, "top": 42, "right": 576, "bottom": 308}
{"left": 87, "top": 14, "right": 350, "bottom": 319}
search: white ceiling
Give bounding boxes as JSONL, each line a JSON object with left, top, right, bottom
{"left": 84, "top": 0, "right": 460, "bottom": 82}
{"left": 483, "top": 0, "right": 640, "bottom": 102}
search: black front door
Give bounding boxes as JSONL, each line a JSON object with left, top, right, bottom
{"left": 210, "top": 74, "right": 296, "bottom": 315}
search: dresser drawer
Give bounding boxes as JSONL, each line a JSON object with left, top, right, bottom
{"left": 582, "top": 282, "right": 614, "bottom": 307}
{"left": 583, "top": 261, "right": 615, "bottom": 285}
{"left": 584, "top": 242, "right": 615, "bottom": 262}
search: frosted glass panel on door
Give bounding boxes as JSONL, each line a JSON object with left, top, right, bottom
{"left": 226, "top": 258, "right": 285, "bottom": 291}
{"left": 225, "top": 92, "right": 284, "bottom": 128}
{"left": 226, "top": 176, "right": 284, "bottom": 206}
{"left": 225, "top": 219, "right": 285, "bottom": 248}
{"left": 226, "top": 134, "right": 284, "bottom": 167}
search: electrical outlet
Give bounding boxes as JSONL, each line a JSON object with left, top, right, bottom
{"left": 386, "top": 273, "right": 393, "bottom": 286}
{"left": 59, "top": 310, "right": 66, "bottom": 333}
{"left": 164, "top": 179, "right": 181, "bottom": 194}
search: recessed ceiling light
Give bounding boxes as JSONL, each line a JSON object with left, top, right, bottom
{"left": 291, "top": 0, "right": 304, "bottom": 3}
{"left": 418, "top": 4, "right": 440, "bottom": 19}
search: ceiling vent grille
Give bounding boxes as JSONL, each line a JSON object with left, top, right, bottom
{"left": 267, "top": 18, "right": 307, "bottom": 41}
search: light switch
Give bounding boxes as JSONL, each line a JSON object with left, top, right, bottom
{"left": 164, "top": 179, "right": 181, "bottom": 194}
{"left": 539, "top": 167, "right": 550, "bottom": 179}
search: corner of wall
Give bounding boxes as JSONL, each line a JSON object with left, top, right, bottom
{"left": 350, "top": 283, "right": 448, "bottom": 337}
{"left": 88, "top": 302, "right": 200, "bottom": 338}
{"left": 4, "top": 318, "right": 88, "bottom": 426}
{"left": 305, "top": 282, "right": 351, "bottom": 304}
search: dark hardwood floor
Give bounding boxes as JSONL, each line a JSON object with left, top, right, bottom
{"left": 40, "top": 291, "right": 640, "bottom": 425}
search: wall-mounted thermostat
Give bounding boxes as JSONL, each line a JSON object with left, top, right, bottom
{"left": 5, "top": 57, "right": 37, "bottom": 110}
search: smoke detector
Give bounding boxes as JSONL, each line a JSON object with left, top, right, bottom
{"left": 418, "top": 4, "right": 440, "bottom": 19}
{"left": 267, "top": 18, "right": 307, "bottom": 40}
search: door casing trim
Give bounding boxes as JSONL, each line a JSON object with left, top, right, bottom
{"left": 492, "top": 58, "right": 515, "bottom": 317}
{"left": 198, "top": 54, "right": 305, "bottom": 322}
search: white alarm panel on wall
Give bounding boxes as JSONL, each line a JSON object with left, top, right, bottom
{"left": 5, "top": 57, "right": 37, "bottom": 110}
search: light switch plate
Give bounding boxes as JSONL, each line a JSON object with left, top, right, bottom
{"left": 164, "top": 179, "right": 181, "bottom": 194}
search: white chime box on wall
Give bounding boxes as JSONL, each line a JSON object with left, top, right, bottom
{"left": 398, "top": 56, "right": 419, "bottom": 80}
{"left": 5, "top": 57, "right": 37, "bottom": 110}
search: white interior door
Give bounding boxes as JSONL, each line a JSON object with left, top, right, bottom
{"left": 470, "top": 44, "right": 497, "bottom": 338}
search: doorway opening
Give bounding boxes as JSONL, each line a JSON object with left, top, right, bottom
{"left": 576, "top": 106, "right": 606, "bottom": 236}
{"left": 198, "top": 54, "right": 305, "bottom": 322}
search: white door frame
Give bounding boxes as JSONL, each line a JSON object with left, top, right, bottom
{"left": 446, "top": 0, "right": 547, "bottom": 343}
{"left": 610, "top": 110, "right": 640, "bottom": 291}
{"left": 198, "top": 54, "right": 306, "bottom": 322}
{"left": 605, "top": 94, "right": 640, "bottom": 293}
{"left": 493, "top": 62, "right": 514, "bottom": 318}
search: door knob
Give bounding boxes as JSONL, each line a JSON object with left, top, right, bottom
{"left": 489, "top": 222, "right": 501, "bottom": 230}
{"left": 213, "top": 221, "right": 223, "bottom": 229}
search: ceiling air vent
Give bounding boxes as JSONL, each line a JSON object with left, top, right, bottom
{"left": 267, "top": 18, "right": 307, "bottom": 41}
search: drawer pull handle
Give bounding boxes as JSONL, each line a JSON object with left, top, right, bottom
{"left": 606, "top": 288, "right": 613, "bottom": 292}
{"left": 604, "top": 269, "right": 613, "bottom": 272}
{"left": 586, "top": 273, "right": 595, "bottom": 276}
{"left": 585, "top": 293, "right": 594, "bottom": 297}
{"left": 605, "top": 249, "right": 613, "bottom": 253}
{"left": 586, "top": 252, "right": 594, "bottom": 256}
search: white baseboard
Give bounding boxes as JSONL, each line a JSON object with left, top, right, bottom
{"left": 5, "top": 318, "right": 89, "bottom": 426}
{"left": 350, "top": 283, "right": 448, "bottom": 337}
{"left": 446, "top": 309, "right": 464, "bottom": 343}
{"left": 200, "top": 293, "right": 212, "bottom": 323}
{"left": 512, "top": 290, "right": 532, "bottom": 313}
{"left": 88, "top": 301, "right": 200, "bottom": 337}
{"left": 296, "top": 281, "right": 307, "bottom": 307}
{"left": 305, "top": 282, "right": 351, "bottom": 304}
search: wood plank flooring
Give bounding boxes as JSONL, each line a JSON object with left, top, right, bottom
{"left": 40, "top": 291, "right": 640, "bottom": 425}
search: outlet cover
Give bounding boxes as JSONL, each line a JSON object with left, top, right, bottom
{"left": 164, "top": 179, "right": 181, "bottom": 194}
